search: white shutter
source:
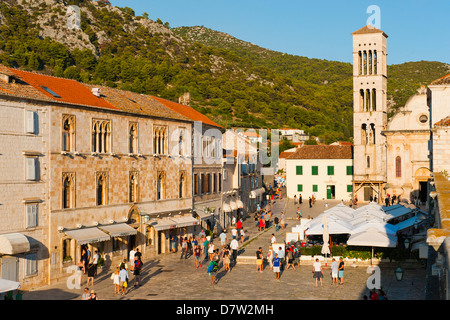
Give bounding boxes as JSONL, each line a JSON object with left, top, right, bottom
{"left": 25, "top": 110, "right": 36, "bottom": 134}
{"left": 26, "top": 157, "right": 36, "bottom": 180}
{"left": 26, "top": 253, "right": 37, "bottom": 276}
{"left": 26, "top": 204, "right": 38, "bottom": 228}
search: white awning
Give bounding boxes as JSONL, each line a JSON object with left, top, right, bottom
{"left": 171, "top": 216, "right": 199, "bottom": 228}
{"left": 0, "top": 233, "right": 31, "bottom": 255}
{"left": 236, "top": 200, "right": 244, "bottom": 209}
{"left": 250, "top": 187, "right": 265, "bottom": 198}
{"left": 229, "top": 201, "right": 238, "bottom": 210}
{"left": 147, "top": 218, "right": 177, "bottom": 231}
{"left": 194, "top": 210, "right": 214, "bottom": 221}
{"left": 223, "top": 203, "right": 232, "bottom": 213}
{"left": 0, "top": 279, "right": 20, "bottom": 293}
{"left": 65, "top": 228, "right": 110, "bottom": 245}
{"left": 99, "top": 223, "right": 137, "bottom": 237}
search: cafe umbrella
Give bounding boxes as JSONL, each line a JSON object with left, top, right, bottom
{"left": 347, "top": 227, "right": 397, "bottom": 264}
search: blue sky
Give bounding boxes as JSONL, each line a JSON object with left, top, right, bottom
{"left": 109, "top": 0, "right": 449, "bottom": 65}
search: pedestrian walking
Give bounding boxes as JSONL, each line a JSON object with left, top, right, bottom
{"left": 223, "top": 246, "right": 231, "bottom": 272}
{"left": 111, "top": 267, "right": 120, "bottom": 294}
{"left": 294, "top": 194, "right": 297, "bottom": 204}
{"left": 294, "top": 246, "right": 300, "bottom": 268}
{"left": 129, "top": 247, "right": 136, "bottom": 271}
{"left": 256, "top": 247, "right": 264, "bottom": 272}
{"left": 267, "top": 246, "right": 274, "bottom": 270}
{"left": 208, "top": 241, "right": 215, "bottom": 261}
{"left": 274, "top": 216, "right": 279, "bottom": 231}
{"left": 219, "top": 229, "right": 227, "bottom": 247}
{"left": 119, "top": 265, "right": 129, "bottom": 295}
{"left": 338, "top": 257, "right": 345, "bottom": 284}
{"left": 331, "top": 258, "right": 339, "bottom": 285}
{"left": 180, "top": 237, "right": 188, "bottom": 259}
{"left": 231, "top": 227, "right": 238, "bottom": 240}
{"left": 272, "top": 253, "right": 281, "bottom": 280}
{"left": 312, "top": 258, "right": 323, "bottom": 287}
{"left": 230, "top": 237, "right": 239, "bottom": 266}
{"left": 207, "top": 259, "right": 218, "bottom": 285}
{"left": 240, "top": 228, "right": 245, "bottom": 244}
{"left": 309, "top": 197, "right": 312, "bottom": 208}
{"left": 86, "top": 263, "right": 95, "bottom": 286}
{"left": 271, "top": 233, "right": 276, "bottom": 245}
{"left": 92, "top": 250, "right": 99, "bottom": 276}
{"left": 286, "top": 250, "right": 296, "bottom": 270}
{"left": 299, "top": 194, "right": 302, "bottom": 204}
{"left": 133, "top": 257, "right": 143, "bottom": 287}
{"left": 194, "top": 245, "right": 202, "bottom": 268}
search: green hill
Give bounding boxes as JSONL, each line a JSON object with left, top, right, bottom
{"left": 0, "top": 0, "right": 447, "bottom": 144}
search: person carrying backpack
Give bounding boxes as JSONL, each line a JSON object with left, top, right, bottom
{"left": 207, "top": 259, "right": 218, "bottom": 285}
{"left": 133, "top": 257, "right": 143, "bottom": 287}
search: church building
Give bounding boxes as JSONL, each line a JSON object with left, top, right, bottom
{"left": 351, "top": 25, "right": 432, "bottom": 204}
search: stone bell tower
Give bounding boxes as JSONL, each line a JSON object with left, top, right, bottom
{"left": 351, "top": 25, "right": 388, "bottom": 202}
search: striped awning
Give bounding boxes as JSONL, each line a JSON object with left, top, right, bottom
{"left": 0, "top": 233, "right": 30, "bottom": 255}
{"left": 99, "top": 223, "right": 137, "bottom": 237}
{"left": 65, "top": 228, "right": 110, "bottom": 245}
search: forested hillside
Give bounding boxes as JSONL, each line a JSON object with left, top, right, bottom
{"left": 0, "top": 0, "right": 447, "bottom": 143}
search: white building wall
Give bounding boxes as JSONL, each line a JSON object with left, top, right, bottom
{"left": 286, "top": 158, "right": 353, "bottom": 201}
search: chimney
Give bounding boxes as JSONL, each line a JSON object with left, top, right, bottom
{"left": 92, "top": 88, "right": 101, "bottom": 97}
{"left": 0, "top": 73, "right": 11, "bottom": 84}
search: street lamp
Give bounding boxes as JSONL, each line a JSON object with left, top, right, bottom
{"left": 404, "top": 238, "right": 410, "bottom": 249}
{"left": 394, "top": 266, "right": 404, "bottom": 281}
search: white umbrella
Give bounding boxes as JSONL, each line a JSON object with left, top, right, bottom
{"left": 351, "top": 220, "right": 398, "bottom": 236}
{"left": 321, "top": 216, "right": 330, "bottom": 256}
{"left": 306, "top": 218, "right": 353, "bottom": 235}
{"left": 347, "top": 227, "right": 397, "bottom": 264}
{"left": 0, "top": 279, "right": 20, "bottom": 293}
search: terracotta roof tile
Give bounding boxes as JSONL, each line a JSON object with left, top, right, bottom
{"left": 82, "top": 84, "right": 191, "bottom": 121}
{"left": 431, "top": 73, "right": 450, "bottom": 85}
{"left": 149, "top": 96, "right": 223, "bottom": 129}
{"left": 7, "top": 67, "right": 118, "bottom": 110}
{"left": 287, "top": 145, "right": 353, "bottom": 160}
{"left": 434, "top": 116, "right": 450, "bottom": 127}
{"left": 351, "top": 25, "right": 388, "bottom": 38}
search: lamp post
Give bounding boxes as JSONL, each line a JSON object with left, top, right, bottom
{"left": 394, "top": 266, "right": 403, "bottom": 281}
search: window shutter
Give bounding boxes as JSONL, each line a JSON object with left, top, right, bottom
{"left": 328, "top": 166, "right": 334, "bottom": 175}
{"left": 26, "top": 157, "right": 36, "bottom": 180}
{"left": 312, "top": 166, "right": 318, "bottom": 175}
{"left": 347, "top": 185, "right": 353, "bottom": 192}
{"left": 346, "top": 166, "right": 353, "bottom": 175}
{"left": 296, "top": 166, "right": 303, "bottom": 175}
{"left": 297, "top": 184, "right": 303, "bottom": 192}
{"left": 26, "top": 253, "right": 37, "bottom": 276}
{"left": 26, "top": 204, "right": 38, "bottom": 228}
{"left": 25, "top": 110, "right": 36, "bottom": 134}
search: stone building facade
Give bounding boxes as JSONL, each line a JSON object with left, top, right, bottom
{"left": 0, "top": 66, "right": 200, "bottom": 289}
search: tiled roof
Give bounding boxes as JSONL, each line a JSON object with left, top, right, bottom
{"left": 287, "top": 145, "right": 353, "bottom": 160}
{"left": 351, "top": 25, "right": 388, "bottom": 38}
{"left": 430, "top": 73, "right": 450, "bottom": 85}
{"left": 6, "top": 67, "right": 118, "bottom": 110}
{"left": 279, "top": 151, "right": 294, "bottom": 159}
{"left": 150, "top": 96, "right": 223, "bottom": 129}
{"left": 82, "top": 84, "right": 191, "bottom": 122}
{"left": 434, "top": 116, "right": 450, "bottom": 127}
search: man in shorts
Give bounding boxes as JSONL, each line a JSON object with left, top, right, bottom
{"left": 194, "top": 245, "right": 202, "bottom": 268}
{"left": 256, "top": 247, "right": 263, "bottom": 272}
{"left": 272, "top": 253, "right": 281, "bottom": 280}
{"left": 331, "top": 258, "right": 339, "bottom": 285}
{"left": 312, "top": 258, "right": 323, "bottom": 287}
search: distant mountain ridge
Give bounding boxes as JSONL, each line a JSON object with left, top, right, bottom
{"left": 0, "top": 0, "right": 448, "bottom": 143}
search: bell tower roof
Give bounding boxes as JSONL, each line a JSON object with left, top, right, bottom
{"left": 351, "top": 25, "right": 388, "bottom": 38}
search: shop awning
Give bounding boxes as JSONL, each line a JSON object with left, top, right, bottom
{"left": 250, "top": 187, "right": 265, "bottom": 199}
{"left": 171, "top": 216, "right": 199, "bottom": 228}
{"left": 236, "top": 200, "right": 244, "bottom": 209}
{"left": 65, "top": 228, "right": 110, "bottom": 245}
{"left": 223, "top": 203, "right": 232, "bottom": 213}
{"left": 99, "top": 223, "right": 137, "bottom": 237}
{"left": 147, "top": 218, "right": 177, "bottom": 231}
{"left": 229, "top": 201, "right": 238, "bottom": 210}
{"left": 0, "top": 233, "right": 30, "bottom": 255}
{"left": 194, "top": 209, "right": 214, "bottom": 221}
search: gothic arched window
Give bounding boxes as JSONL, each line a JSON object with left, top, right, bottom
{"left": 396, "top": 156, "right": 402, "bottom": 178}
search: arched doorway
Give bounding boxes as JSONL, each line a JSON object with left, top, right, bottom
{"left": 414, "top": 167, "right": 431, "bottom": 203}
{"left": 127, "top": 206, "right": 140, "bottom": 256}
